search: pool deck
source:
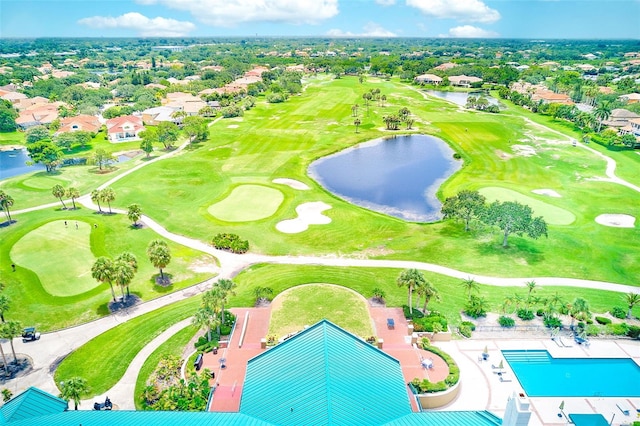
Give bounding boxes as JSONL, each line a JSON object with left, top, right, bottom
{"left": 204, "top": 307, "right": 640, "bottom": 426}
{"left": 437, "top": 337, "right": 640, "bottom": 426}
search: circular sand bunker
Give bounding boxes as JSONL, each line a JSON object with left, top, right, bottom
{"left": 595, "top": 214, "right": 635, "bottom": 228}
{"left": 272, "top": 178, "right": 310, "bottom": 190}
{"left": 276, "top": 202, "right": 331, "bottom": 233}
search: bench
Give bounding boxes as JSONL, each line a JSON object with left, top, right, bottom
{"left": 387, "top": 318, "right": 395, "bottom": 329}
{"left": 194, "top": 353, "right": 203, "bottom": 371}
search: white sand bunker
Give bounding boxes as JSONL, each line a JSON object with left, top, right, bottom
{"left": 532, "top": 189, "right": 561, "bottom": 198}
{"left": 595, "top": 214, "right": 636, "bottom": 228}
{"left": 276, "top": 202, "right": 332, "bottom": 234}
{"left": 512, "top": 144, "right": 536, "bottom": 156}
{"left": 273, "top": 178, "right": 310, "bottom": 190}
{"left": 227, "top": 125, "right": 239, "bottom": 128}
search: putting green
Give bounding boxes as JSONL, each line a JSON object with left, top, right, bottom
{"left": 11, "top": 220, "right": 99, "bottom": 297}
{"left": 22, "top": 175, "right": 66, "bottom": 190}
{"left": 479, "top": 187, "right": 575, "bottom": 225}
{"left": 268, "top": 284, "right": 373, "bottom": 338}
{"left": 208, "top": 184, "right": 284, "bottom": 222}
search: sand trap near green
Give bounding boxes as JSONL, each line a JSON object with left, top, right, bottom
{"left": 479, "top": 187, "right": 575, "bottom": 225}
{"left": 208, "top": 185, "right": 284, "bottom": 222}
{"left": 11, "top": 220, "right": 99, "bottom": 297}
{"left": 268, "top": 284, "right": 373, "bottom": 339}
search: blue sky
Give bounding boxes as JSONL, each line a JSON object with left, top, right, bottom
{"left": 1, "top": 0, "right": 639, "bottom": 39}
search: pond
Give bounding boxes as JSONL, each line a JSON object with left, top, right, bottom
{"left": 308, "top": 134, "right": 461, "bottom": 222}
{"left": 426, "top": 90, "right": 500, "bottom": 107}
{"left": 0, "top": 147, "right": 45, "bottom": 180}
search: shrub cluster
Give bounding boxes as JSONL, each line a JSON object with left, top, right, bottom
{"left": 194, "top": 336, "right": 219, "bottom": 353}
{"left": 402, "top": 305, "right": 424, "bottom": 320}
{"left": 211, "top": 233, "right": 249, "bottom": 254}
{"left": 543, "top": 316, "right": 562, "bottom": 329}
{"left": 412, "top": 311, "right": 448, "bottom": 333}
{"left": 595, "top": 316, "right": 611, "bottom": 325}
{"left": 498, "top": 316, "right": 515, "bottom": 328}
{"left": 610, "top": 306, "right": 626, "bottom": 319}
{"left": 458, "top": 321, "right": 475, "bottom": 338}
{"left": 516, "top": 309, "right": 535, "bottom": 321}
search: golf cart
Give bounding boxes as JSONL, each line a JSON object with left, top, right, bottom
{"left": 22, "top": 327, "right": 41, "bottom": 343}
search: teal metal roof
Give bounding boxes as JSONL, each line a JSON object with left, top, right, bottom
{"left": 0, "top": 387, "right": 68, "bottom": 424}
{"left": 240, "top": 319, "right": 412, "bottom": 425}
{"left": 385, "top": 411, "right": 502, "bottom": 425}
{"left": 6, "top": 411, "right": 272, "bottom": 426}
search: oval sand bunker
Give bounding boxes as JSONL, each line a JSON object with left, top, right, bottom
{"left": 595, "top": 214, "right": 635, "bottom": 228}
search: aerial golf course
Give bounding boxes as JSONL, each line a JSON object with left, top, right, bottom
{"left": 1, "top": 75, "right": 639, "bottom": 397}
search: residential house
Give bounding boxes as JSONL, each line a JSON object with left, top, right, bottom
{"left": 14, "top": 96, "right": 50, "bottom": 111}
{"left": 531, "top": 90, "right": 574, "bottom": 105}
{"left": 106, "top": 115, "right": 145, "bottom": 142}
{"left": 15, "top": 102, "right": 62, "bottom": 129}
{"left": 449, "top": 75, "right": 483, "bottom": 87}
{"left": 414, "top": 74, "right": 443, "bottom": 85}
{"left": 164, "top": 92, "right": 207, "bottom": 116}
{"left": 141, "top": 106, "right": 180, "bottom": 125}
{"left": 629, "top": 118, "right": 640, "bottom": 137}
{"left": 619, "top": 93, "right": 640, "bottom": 104}
{"left": 434, "top": 62, "right": 459, "bottom": 71}
{"left": 57, "top": 115, "right": 101, "bottom": 134}
{"left": 1, "top": 91, "right": 28, "bottom": 104}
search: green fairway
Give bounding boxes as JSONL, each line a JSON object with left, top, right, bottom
{"left": 479, "top": 187, "right": 576, "bottom": 225}
{"left": 11, "top": 220, "right": 98, "bottom": 297}
{"left": 268, "top": 284, "right": 373, "bottom": 338}
{"left": 207, "top": 184, "right": 284, "bottom": 222}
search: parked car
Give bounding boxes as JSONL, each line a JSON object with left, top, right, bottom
{"left": 21, "top": 327, "right": 41, "bottom": 343}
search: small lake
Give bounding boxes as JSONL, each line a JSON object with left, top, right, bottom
{"left": 427, "top": 90, "right": 500, "bottom": 107}
{"left": 0, "top": 148, "right": 45, "bottom": 180}
{"left": 309, "top": 134, "right": 461, "bottom": 222}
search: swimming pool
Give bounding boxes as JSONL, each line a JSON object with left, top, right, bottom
{"left": 502, "top": 350, "right": 640, "bottom": 397}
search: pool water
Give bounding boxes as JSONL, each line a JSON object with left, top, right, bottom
{"left": 503, "top": 350, "right": 640, "bottom": 397}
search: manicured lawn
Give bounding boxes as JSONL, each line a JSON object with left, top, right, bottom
{"left": 134, "top": 325, "right": 198, "bottom": 410}
{"left": 11, "top": 220, "right": 97, "bottom": 297}
{"left": 0, "top": 208, "right": 217, "bottom": 330}
{"left": 207, "top": 184, "right": 284, "bottom": 222}
{"left": 55, "top": 296, "right": 201, "bottom": 398}
{"left": 478, "top": 187, "right": 576, "bottom": 225}
{"left": 268, "top": 284, "right": 373, "bottom": 338}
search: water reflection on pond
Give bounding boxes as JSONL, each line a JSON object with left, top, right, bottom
{"left": 309, "top": 134, "right": 461, "bottom": 222}
{"left": 426, "top": 90, "right": 500, "bottom": 107}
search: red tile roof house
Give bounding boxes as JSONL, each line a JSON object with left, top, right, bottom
{"left": 57, "top": 115, "right": 101, "bottom": 134}
{"left": 106, "top": 115, "right": 145, "bottom": 142}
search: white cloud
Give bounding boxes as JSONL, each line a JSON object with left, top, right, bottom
{"left": 137, "top": 0, "right": 339, "bottom": 26}
{"left": 79, "top": 12, "right": 195, "bottom": 37}
{"left": 327, "top": 22, "right": 397, "bottom": 37}
{"left": 442, "top": 25, "right": 498, "bottom": 38}
{"left": 375, "top": 0, "right": 397, "bottom": 5}
{"left": 406, "top": 0, "right": 500, "bottom": 23}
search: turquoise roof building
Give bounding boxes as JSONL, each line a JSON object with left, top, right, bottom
{"left": 0, "top": 320, "right": 502, "bottom": 426}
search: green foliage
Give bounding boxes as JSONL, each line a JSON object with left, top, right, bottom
{"left": 458, "top": 324, "right": 472, "bottom": 338}
{"left": 627, "top": 325, "right": 640, "bottom": 339}
{"left": 25, "top": 126, "right": 50, "bottom": 143}
{"left": 585, "top": 324, "right": 600, "bottom": 336}
{"left": 498, "top": 316, "right": 515, "bottom": 327}
{"left": 211, "top": 233, "right": 249, "bottom": 254}
{"left": 26, "top": 141, "right": 62, "bottom": 172}
{"left": 464, "top": 295, "right": 487, "bottom": 318}
{"left": 402, "top": 305, "right": 424, "bottom": 320}
{"left": 607, "top": 322, "right": 630, "bottom": 336}
{"left": 413, "top": 312, "right": 448, "bottom": 332}
{"left": 610, "top": 306, "right": 626, "bottom": 319}
{"left": 221, "top": 105, "right": 244, "bottom": 118}
{"left": 482, "top": 200, "right": 548, "bottom": 247}
{"left": 543, "top": 316, "right": 562, "bottom": 328}
{"left": 102, "top": 105, "right": 135, "bottom": 119}
{"left": 516, "top": 308, "right": 535, "bottom": 321}
{"left": 0, "top": 101, "right": 18, "bottom": 132}
{"left": 441, "top": 190, "right": 486, "bottom": 232}
{"left": 411, "top": 338, "right": 459, "bottom": 393}
{"left": 595, "top": 316, "right": 611, "bottom": 325}
{"left": 460, "top": 320, "right": 476, "bottom": 331}
{"left": 194, "top": 335, "right": 219, "bottom": 352}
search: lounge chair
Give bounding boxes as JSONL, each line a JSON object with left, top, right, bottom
{"left": 499, "top": 376, "right": 512, "bottom": 382}
{"left": 616, "top": 402, "right": 631, "bottom": 416}
{"left": 387, "top": 318, "right": 395, "bottom": 329}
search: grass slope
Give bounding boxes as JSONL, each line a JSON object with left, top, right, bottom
{"left": 207, "top": 184, "right": 284, "bottom": 222}
{"left": 478, "top": 187, "right": 575, "bottom": 225}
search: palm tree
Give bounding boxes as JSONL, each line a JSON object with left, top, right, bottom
{"left": 90, "top": 189, "right": 102, "bottom": 213}
{"left": 66, "top": 187, "right": 80, "bottom": 210}
{"left": 202, "top": 287, "right": 224, "bottom": 334}
{"left": 59, "top": 377, "right": 89, "bottom": 410}
{"left": 0, "top": 321, "right": 22, "bottom": 363}
{"left": 217, "top": 279, "right": 236, "bottom": 324}
{"left": 192, "top": 306, "right": 219, "bottom": 342}
{"left": 0, "top": 295, "right": 10, "bottom": 322}
{"left": 52, "top": 184, "right": 67, "bottom": 209}
{"left": 127, "top": 203, "right": 142, "bottom": 226}
{"left": 354, "top": 118, "right": 361, "bottom": 133}
{"left": 397, "top": 268, "right": 426, "bottom": 315}
{"left": 526, "top": 280, "right": 536, "bottom": 302}
{"left": 460, "top": 277, "right": 479, "bottom": 300}
{"left": 116, "top": 252, "right": 138, "bottom": 297}
{"left": 113, "top": 258, "right": 135, "bottom": 302}
{"left": 0, "top": 191, "right": 15, "bottom": 223}
{"left": 148, "top": 240, "right": 171, "bottom": 282}
{"left": 351, "top": 104, "right": 359, "bottom": 117}
{"left": 380, "top": 95, "right": 386, "bottom": 107}
{"left": 100, "top": 188, "right": 116, "bottom": 214}
{"left": 569, "top": 297, "right": 590, "bottom": 327}
{"left": 624, "top": 292, "right": 640, "bottom": 319}
{"left": 91, "top": 257, "right": 116, "bottom": 301}
{"left": 416, "top": 280, "right": 440, "bottom": 313}
{"left": 593, "top": 101, "right": 612, "bottom": 132}
{"left": 0, "top": 341, "right": 8, "bottom": 375}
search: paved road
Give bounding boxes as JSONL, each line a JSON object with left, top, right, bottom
{"left": 5, "top": 112, "right": 640, "bottom": 407}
